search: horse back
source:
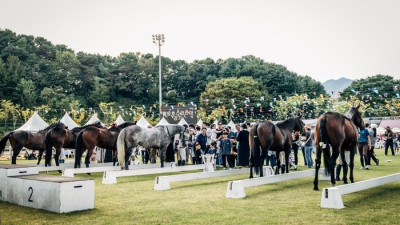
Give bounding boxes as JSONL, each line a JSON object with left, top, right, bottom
{"left": 316, "top": 112, "right": 347, "bottom": 149}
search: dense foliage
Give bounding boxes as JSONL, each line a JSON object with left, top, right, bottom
{"left": 0, "top": 28, "right": 399, "bottom": 134}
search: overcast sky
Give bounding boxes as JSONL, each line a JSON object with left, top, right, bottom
{"left": 0, "top": 0, "right": 399, "bottom": 82}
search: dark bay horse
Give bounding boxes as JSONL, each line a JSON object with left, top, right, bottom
{"left": 74, "top": 122, "right": 136, "bottom": 168}
{"left": 0, "top": 122, "right": 67, "bottom": 164}
{"left": 313, "top": 106, "right": 363, "bottom": 191}
{"left": 117, "top": 125, "right": 186, "bottom": 170}
{"left": 44, "top": 122, "right": 103, "bottom": 167}
{"left": 249, "top": 117, "right": 304, "bottom": 178}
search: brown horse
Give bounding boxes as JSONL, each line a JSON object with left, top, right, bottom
{"left": 44, "top": 122, "right": 104, "bottom": 167}
{"left": 313, "top": 106, "right": 363, "bottom": 191}
{"left": 249, "top": 117, "right": 304, "bottom": 178}
{"left": 74, "top": 122, "right": 136, "bottom": 168}
{"left": 0, "top": 122, "right": 67, "bottom": 164}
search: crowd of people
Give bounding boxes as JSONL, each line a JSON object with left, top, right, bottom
{"left": 168, "top": 120, "right": 400, "bottom": 174}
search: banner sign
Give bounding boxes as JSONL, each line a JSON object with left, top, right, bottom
{"left": 161, "top": 105, "right": 197, "bottom": 124}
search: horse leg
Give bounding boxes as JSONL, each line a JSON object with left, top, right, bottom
{"left": 285, "top": 148, "right": 290, "bottom": 173}
{"left": 37, "top": 149, "right": 44, "bottom": 165}
{"left": 313, "top": 145, "right": 322, "bottom": 191}
{"left": 259, "top": 148, "right": 268, "bottom": 177}
{"left": 340, "top": 150, "right": 348, "bottom": 184}
{"left": 249, "top": 151, "right": 254, "bottom": 178}
{"left": 349, "top": 148, "right": 355, "bottom": 183}
{"left": 125, "top": 147, "right": 133, "bottom": 170}
{"left": 275, "top": 151, "right": 281, "bottom": 175}
{"left": 85, "top": 148, "right": 93, "bottom": 168}
{"left": 112, "top": 150, "right": 117, "bottom": 166}
{"left": 54, "top": 148, "right": 60, "bottom": 167}
{"left": 160, "top": 147, "right": 166, "bottom": 168}
{"left": 330, "top": 148, "right": 339, "bottom": 187}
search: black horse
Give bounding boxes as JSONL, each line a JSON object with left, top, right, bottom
{"left": 44, "top": 122, "right": 103, "bottom": 167}
{"left": 249, "top": 117, "right": 304, "bottom": 178}
{"left": 0, "top": 122, "right": 67, "bottom": 164}
{"left": 313, "top": 105, "right": 364, "bottom": 191}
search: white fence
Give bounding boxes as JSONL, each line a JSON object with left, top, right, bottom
{"left": 102, "top": 164, "right": 206, "bottom": 184}
{"left": 321, "top": 172, "right": 400, "bottom": 209}
{"left": 226, "top": 168, "right": 326, "bottom": 199}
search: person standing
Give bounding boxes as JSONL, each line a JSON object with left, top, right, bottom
{"left": 236, "top": 123, "right": 250, "bottom": 167}
{"left": 358, "top": 124, "right": 371, "bottom": 169}
{"left": 291, "top": 130, "right": 300, "bottom": 167}
{"left": 384, "top": 126, "right": 395, "bottom": 156}
{"left": 302, "top": 124, "right": 313, "bottom": 168}
{"left": 219, "top": 132, "right": 233, "bottom": 169}
{"left": 229, "top": 136, "right": 237, "bottom": 169}
{"left": 367, "top": 124, "right": 379, "bottom": 165}
{"left": 196, "top": 128, "right": 207, "bottom": 155}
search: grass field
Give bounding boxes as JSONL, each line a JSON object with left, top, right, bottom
{"left": 0, "top": 149, "right": 399, "bottom": 225}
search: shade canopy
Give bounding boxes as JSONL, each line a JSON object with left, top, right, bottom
{"left": 137, "top": 116, "right": 152, "bottom": 128}
{"left": 17, "top": 111, "right": 49, "bottom": 132}
{"left": 114, "top": 115, "right": 125, "bottom": 126}
{"left": 60, "top": 112, "right": 79, "bottom": 129}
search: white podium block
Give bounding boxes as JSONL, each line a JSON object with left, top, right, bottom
{"left": 320, "top": 187, "right": 345, "bottom": 209}
{"left": 7, "top": 175, "right": 94, "bottom": 213}
{"left": 0, "top": 164, "right": 38, "bottom": 202}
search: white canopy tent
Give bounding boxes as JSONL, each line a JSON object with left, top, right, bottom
{"left": 137, "top": 116, "right": 152, "bottom": 128}
{"left": 156, "top": 117, "right": 170, "bottom": 126}
{"left": 114, "top": 115, "right": 125, "bottom": 126}
{"left": 196, "top": 119, "right": 203, "bottom": 127}
{"left": 17, "top": 111, "right": 49, "bottom": 132}
{"left": 227, "top": 120, "right": 237, "bottom": 132}
{"left": 85, "top": 113, "right": 103, "bottom": 126}
{"left": 178, "top": 118, "right": 188, "bottom": 126}
{"left": 60, "top": 112, "right": 79, "bottom": 129}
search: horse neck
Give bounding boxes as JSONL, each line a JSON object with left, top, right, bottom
{"left": 276, "top": 118, "right": 295, "bottom": 132}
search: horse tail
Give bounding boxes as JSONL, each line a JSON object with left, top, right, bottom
{"left": 74, "top": 131, "right": 85, "bottom": 168}
{"left": 117, "top": 128, "right": 127, "bottom": 169}
{"left": 0, "top": 132, "right": 13, "bottom": 155}
{"left": 44, "top": 131, "right": 53, "bottom": 165}
{"left": 253, "top": 124, "right": 262, "bottom": 176}
{"left": 320, "top": 116, "right": 331, "bottom": 176}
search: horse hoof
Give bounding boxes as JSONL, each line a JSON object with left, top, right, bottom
{"left": 87, "top": 173, "right": 92, "bottom": 175}
{"left": 58, "top": 170, "right": 62, "bottom": 174}
{"left": 313, "top": 187, "right": 319, "bottom": 191}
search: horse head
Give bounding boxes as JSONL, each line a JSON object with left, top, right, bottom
{"left": 294, "top": 116, "right": 305, "bottom": 132}
{"left": 347, "top": 106, "right": 364, "bottom": 128}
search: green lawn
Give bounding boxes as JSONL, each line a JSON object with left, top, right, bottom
{"left": 0, "top": 149, "right": 399, "bottom": 225}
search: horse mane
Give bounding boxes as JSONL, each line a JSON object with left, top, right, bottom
{"left": 108, "top": 122, "right": 136, "bottom": 132}
{"left": 71, "top": 123, "right": 102, "bottom": 133}
{"left": 276, "top": 117, "right": 295, "bottom": 131}
{"left": 37, "top": 122, "right": 65, "bottom": 133}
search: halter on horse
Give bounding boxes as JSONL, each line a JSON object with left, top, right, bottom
{"left": 117, "top": 124, "right": 186, "bottom": 170}
{"left": 249, "top": 117, "right": 304, "bottom": 178}
{"left": 313, "top": 105, "right": 364, "bottom": 191}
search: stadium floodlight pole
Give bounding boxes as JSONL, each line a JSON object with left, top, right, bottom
{"left": 152, "top": 34, "right": 165, "bottom": 117}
